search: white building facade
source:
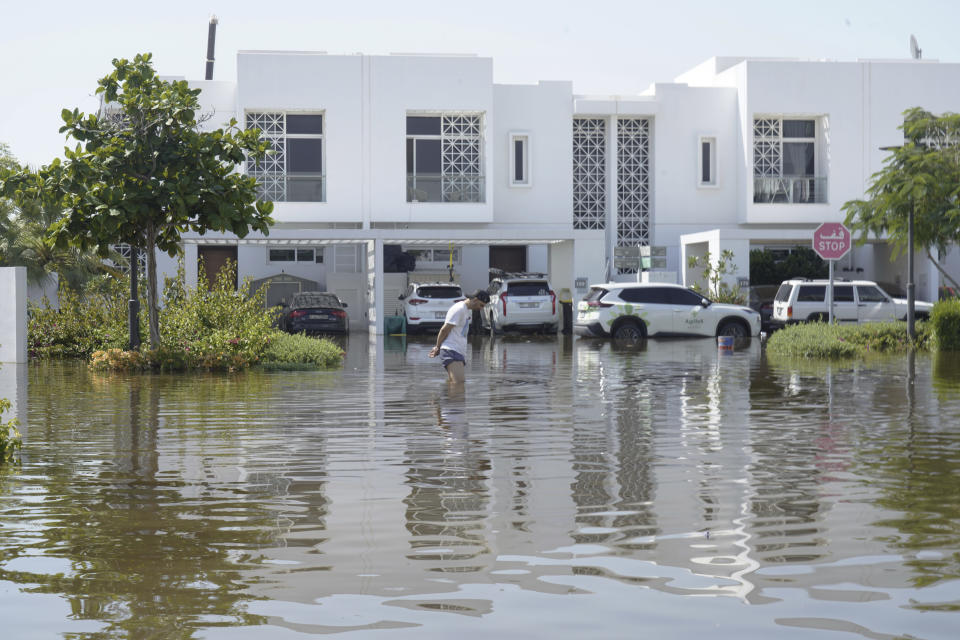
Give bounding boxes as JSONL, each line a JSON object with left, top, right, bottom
{"left": 169, "top": 51, "right": 960, "bottom": 333}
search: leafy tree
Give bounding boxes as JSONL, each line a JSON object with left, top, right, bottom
{"left": 842, "top": 107, "right": 960, "bottom": 291}
{"left": 0, "top": 53, "right": 274, "bottom": 349}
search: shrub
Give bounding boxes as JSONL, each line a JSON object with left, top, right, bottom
{"left": 766, "top": 320, "right": 930, "bottom": 359}
{"left": 259, "top": 331, "right": 346, "bottom": 370}
{"left": 0, "top": 398, "right": 22, "bottom": 465}
{"left": 28, "top": 275, "right": 133, "bottom": 358}
{"left": 931, "top": 298, "right": 960, "bottom": 351}
{"left": 90, "top": 348, "right": 147, "bottom": 372}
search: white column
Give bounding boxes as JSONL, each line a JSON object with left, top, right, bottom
{"left": 366, "top": 238, "right": 385, "bottom": 334}
{"left": 0, "top": 267, "right": 28, "bottom": 364}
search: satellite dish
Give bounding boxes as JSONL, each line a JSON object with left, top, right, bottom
{"left": 910, "top": 34, "right": 922, "bottom": 60}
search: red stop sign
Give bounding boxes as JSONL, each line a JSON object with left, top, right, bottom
{"left": 812, "top": 223, "right": 852, "bottom": 260}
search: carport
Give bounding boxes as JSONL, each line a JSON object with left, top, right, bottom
{"left": 182, "top": 227, "right": 605, "bottom": 335}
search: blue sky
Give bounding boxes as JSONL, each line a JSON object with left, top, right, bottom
{"left": 2, "top": 0, "right": 959, "bottom": 168}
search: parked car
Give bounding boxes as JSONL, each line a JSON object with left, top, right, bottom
{"left": 281, "top": 291, "right": 349, "bottom": 334}
{"left": 482, "top": 272, "right": 559, "bottom": 333}
{"left": 771, "top": 278, "right": 934, "bottom": 325}
{"left": 748, "top": 284, "right": 779, "bottom": 333}
{"left": 399, "top": 282, "right": 465, "bottom": 334}
{"left": 574, "top": 282, "right": 761, "bottom": 340}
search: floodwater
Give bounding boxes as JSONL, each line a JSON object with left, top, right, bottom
{"left": 2, "top": 335, "right": 960, "bottom": 639}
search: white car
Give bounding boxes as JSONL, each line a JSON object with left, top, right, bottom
{"left": 771, "top": 278, "right": 934, "bottom": 325}
{"left": 482, "top": 273, "right": 559, "bottom": 333}
{"left": 399, "top": 282, "right": 465, "bottom": 333}
{"left": 574, "top": 283, "right": 761, "bottom": 340}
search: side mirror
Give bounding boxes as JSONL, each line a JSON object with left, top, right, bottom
{"left": 398, "top": 295, "right": 405, "bottom": 300}
{"left": 701, "top": 299, "right": 711, "bottom": 307}
{"left": 342, "top": 302, "right": 349, "bottom": 308}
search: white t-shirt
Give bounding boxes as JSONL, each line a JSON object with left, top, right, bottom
{"left": 440, "top": 300, "right": 471, "bottom": 356}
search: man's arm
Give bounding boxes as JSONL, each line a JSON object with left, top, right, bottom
{"left": 428, "top": 323, "right": 456, "bottom": 358}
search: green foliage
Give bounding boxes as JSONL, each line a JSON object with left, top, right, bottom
{"left": 28, "top": 275, "right": 132, "bottom": 359}
{"left": 0, "top": 397, "right": 22, "bottom": 465}
{"left": 749, "top": 247, "right": 828, "bottom": 285}
{"left": 259, "top": 332, "right": 346, "bottom": 370}
{"left": 767, "top": 321, "right": 931, "bottom": 359}
{"left": 687, "top": 249, "right": 746, "bottom": 304}
{"left": 0, "top": 53, "right": 275, "bottom": 349}
{"left": 930, "top": 298, "right": 960, "bottom": 351}
{"left": 843, "top": 107, "right": 960, "bottom": 258}
{"left": 150, "top": 261, "right": 279, "bottom": 371}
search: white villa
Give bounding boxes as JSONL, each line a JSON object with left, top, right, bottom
{"left": 154, "top": 50, "right": 960, "bottom": 333}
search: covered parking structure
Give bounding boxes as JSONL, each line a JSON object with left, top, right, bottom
{"left": 181, "top": 227, "right": 605, "bottom": 335}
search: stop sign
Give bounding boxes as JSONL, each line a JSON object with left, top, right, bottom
{"left": 812, "top": 223, "right": 852, "bottom": 261}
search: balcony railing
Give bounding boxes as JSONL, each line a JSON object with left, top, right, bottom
{"left": 253, "top": 174, "right": 325, "bottom": 203}
{"left": 406, "top": 174, "right": 485, "bottom": 203}
{"left": 753, "top": 176, "right": 827, "bottom": 204}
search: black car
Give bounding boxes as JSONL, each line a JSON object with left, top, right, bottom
{"left": 748, "top": 285, "right": 778, "bottom": 333}
{"left": 281, "top": 292, "right": 349, "bottom": 334}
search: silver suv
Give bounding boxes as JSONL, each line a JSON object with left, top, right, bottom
{"left": 482, "top": 272, "right": 559, "bottom": 333}
{"left": 771, "top": 278, "right": 933, "bottom": 325}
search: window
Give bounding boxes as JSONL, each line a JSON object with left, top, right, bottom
{"left": 753, "top": 117, "right": 825, "bottom": 203}
{"left": 698, "top": 136, "right": 717, "bottom": 187}
{"left": 857, "top": 286, "right": 888, "bottom": 303}
{"left": 404, "top": 246, "right": 461, "bottom": 265}
{"left": 833, "top": 285, "right": 854, "bottom": 302}
{"left": 620, "top": 287, "right": 670, "bottom": 304}
{"left": 269, "top": 247, "right": 323, "bottom": 263}
{"left": 246, "top": 112, "right": 325, "bottom": 202}
{"left": 668, "top": 289, "right": 706, "bottom": 305}
{"left": 406, "top": 114, "right": 484, "bottom": 203}
{"left": 797, "top": 285, "right": 826, "bottom": 302}
{"left": 509, "top": 132, "right": 531, "bottom": 187}
{"left": 573, "top": 118, "right": 607, "bottom": 230}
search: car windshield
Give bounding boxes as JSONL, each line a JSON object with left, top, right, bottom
{"left": 291, "top": 293, "right": 342, "bottom": 309}
{"left": 416, "top": 286, "right": 462, "bottom": 299}
{"left": 507, "top": 281, "right": 550, "bottom": 296}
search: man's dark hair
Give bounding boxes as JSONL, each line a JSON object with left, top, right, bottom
{"left": 469, "top": 289, "right": 491, "bottom": 303}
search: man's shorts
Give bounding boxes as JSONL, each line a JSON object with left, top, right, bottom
{"left": 439, "top": 348, "right": 466, "bottom": 369}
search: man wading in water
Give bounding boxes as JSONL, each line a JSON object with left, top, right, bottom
{"left": 428, "top": 289, "right": 490, "bottom": 384}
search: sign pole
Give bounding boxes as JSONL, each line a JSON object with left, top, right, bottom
{"left": 828, "top": 259, "right": 834, "bottom": 324}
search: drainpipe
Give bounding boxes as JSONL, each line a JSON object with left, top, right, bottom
{"left": 205, "top": 15, "right": 218, "bottom": 80}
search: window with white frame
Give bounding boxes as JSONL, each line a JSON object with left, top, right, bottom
{"left": 698, "top": 136, "right": 717, "bottom": 187}
{"left": 406, "top": 114, "right": 484, "bottom": 203}
{"left": 246, "top": 112, "right": 325, "bottom": 203}
{"left": 509, "top": 132, "right": 531, "bottom": 186}
{"left": 268, "top": 247, "right": 324, "bottom": 263}
{"left": 404, "top": 246, "right": 461, "bottom": 266}
{"left": 753, "top": 117, "right": 825, "bottom": 203}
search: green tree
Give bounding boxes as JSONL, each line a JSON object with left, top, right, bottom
{"left": 0, "top": 53, "right": 274, "bottom": 349}
{"left": 842, "top": 107, "right": 960, "bottom": 291}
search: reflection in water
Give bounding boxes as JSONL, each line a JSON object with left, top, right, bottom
{"left": 0, "top": 339, "right": 959, "bottom": 638}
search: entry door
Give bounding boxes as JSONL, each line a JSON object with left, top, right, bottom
{"left": 490, "top": 246, "right": 527, "bottom": 274}
{"left": 856, "top": 284, "right": 897, "bottom": 322}
{"left": 831, "top": 285, "right": 858, "bottom": 322}
{"left": 198, "top": 246, "right": 238, "bottom": 290}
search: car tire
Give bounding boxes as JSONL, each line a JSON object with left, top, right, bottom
{"left": 612, "top": 319, "right": 646, "bottom": 341}
{"left": 717, "top": 319, "right": 748, "bottom": 338}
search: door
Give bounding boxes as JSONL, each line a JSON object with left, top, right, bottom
{"left": 831, "top": 285, "right": 858, "bottom": 322}
{"left": 667, "top": 288, "right": 709, "bottom": 335}
{"left": 490, "top": 246, "right": 527, "bottom": 274}
{"left": 856, "top": 285, "right": 897, "bottom": 322}
{"left": 198, "top": 246, "right": 238, "bottom": 290}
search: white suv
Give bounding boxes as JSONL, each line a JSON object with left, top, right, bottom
{"left": 771, "top": 278, "right": 933, "bottom": 325}
{"left": 399, "top": 282, "right": 465, "bottom": 334}
{"left": 482, "top": 273, "right": 559, "bottom": 333}
{"left": 574, "top": 283, "right": 761, "bottom": 340}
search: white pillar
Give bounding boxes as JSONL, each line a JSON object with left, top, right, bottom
{"left": 0, "top": 267, "right": 28, "bottom": 363}
{"left": 366, "top": 238, "right": 385, "bottom": 335}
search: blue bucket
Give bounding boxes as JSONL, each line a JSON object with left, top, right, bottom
{"left": 717, "top": 335, "right": 734, "bottom": 350}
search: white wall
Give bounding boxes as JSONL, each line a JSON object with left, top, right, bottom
{"left": 0, "top": 268, "right": 27, "bottom": 363}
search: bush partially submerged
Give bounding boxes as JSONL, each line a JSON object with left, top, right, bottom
{"left": 767, "top": 320, "right": 931, "bottom": 359}
{"left": 259, "top": 331, "right": 346, "bottom": 370}
{"left": 31, "top": 264, "right": 344, "bottom": 372}
{"left": 931, "top": 298, "right": 960, "bottom": 351}
{"left": 0, "top": 398, "right": 21, "bottom": 465}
